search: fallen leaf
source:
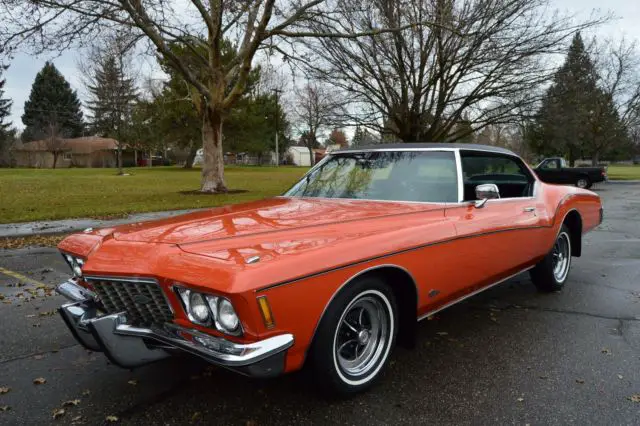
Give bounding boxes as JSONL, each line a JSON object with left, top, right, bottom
{"left": 34, "top": 355, "right": 44, "bottom": 360}
{"left": 601, "top": 348, "right": 612, "bottom": 355}
{"left": 105, "top": 415, "right": 119, "bottom": 422}
{"left": 539, "top": 375, "right": 548, "bottom": 380}
{"left": 26, "top": 314, "right": 36, "bottom": 318}
{"left": 516, "top": 397, "right": 524, "bottom": 402}
{"left": 628, "top": 394, "right": 640, "bottom": 403}
{"left": 52, "top": 408, "right": 65, "bottom": 419}
{"left": 617, "top": 374, "right": 623, "bottom": 380}
{"left": 62, "top": 399, "right": 80, "bottom": 407}
{"left": 82, "top": 390, "right": 90, "bottom": 396}
{"left": 576, "top": 379, "right": 585, "bottom": 384}
{"left": 0, "top": 406, "right": 10, "bottom": 412}
{"left": 192, "top": 412, "right": 201, "bottom": 421}
{"left": 71, "top": 415, "right": 83, "bottom": 422}
{"left": 0, "top": 387, "right": 9, "bottom": 394}
{"left": 127, "top": 380, "right": 137, "bottom": 386}
{"left": 33, "top": 377, "right": 46, "bottom": 385}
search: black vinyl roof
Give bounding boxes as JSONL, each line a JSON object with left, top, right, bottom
{"left": 336, "top": 143, "right": 517, "bottom": 156}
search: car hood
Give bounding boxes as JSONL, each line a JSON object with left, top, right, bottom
{"left": 110, "top": 197, "right": 442, "bottom": 245}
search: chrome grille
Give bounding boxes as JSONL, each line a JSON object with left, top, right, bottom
{"left": 90, "top": 278, "right": 173, "bottom": 327}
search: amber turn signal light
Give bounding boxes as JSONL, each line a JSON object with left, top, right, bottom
{"left": 257, "top": 296, "right": 275, "bottom": 329}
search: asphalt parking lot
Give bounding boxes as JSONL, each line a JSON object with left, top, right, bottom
{"left": 1, "top": 183, "right": 639, "bottom": 425}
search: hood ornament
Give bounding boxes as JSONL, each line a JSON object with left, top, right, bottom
{"left": 246, "top": 256, "right": 261, "bottom": 264}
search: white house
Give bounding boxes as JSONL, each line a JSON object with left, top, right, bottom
{"left": 287, "top": 146, "right": 312, "bottom": 166}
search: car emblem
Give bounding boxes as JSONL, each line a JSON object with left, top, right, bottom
{"left": 133, "top": 294, "right": 152, "bottom": 304}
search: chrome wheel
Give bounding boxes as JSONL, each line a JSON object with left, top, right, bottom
{"left": 552, "top": 232, "right": 571, "bottom": 282}
{"left": 576, "top": 178, "right": 588, "bottom": 188}
{"left": 333, "top": 290, "right": 393, "bottom": 385}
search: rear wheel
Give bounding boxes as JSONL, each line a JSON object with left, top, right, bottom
{"left": 309, "top": 276, "right": 397, "bottom": 396}
{"left": 530, "top": 224, "right": 572, "bottom": 292}
{"left": 576, "top": 176, "right": 591, "bottom": 189}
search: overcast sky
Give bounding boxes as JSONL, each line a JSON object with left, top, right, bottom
{"left": 3, "top": 0, "right": 640, "bottom": 130}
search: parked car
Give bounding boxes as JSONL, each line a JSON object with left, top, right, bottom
{"left": 137, "top": 155, "right": 173, "bottom": 167}
{"left": 55, "top": 143, "right": 602, "bottom": 395}
{"left": 534, "top": 157, "right": 607, "bottom": 189}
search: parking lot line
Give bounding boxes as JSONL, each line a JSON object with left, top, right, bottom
{"left": 0, "top": 266, "right": 49, "bottom": 287}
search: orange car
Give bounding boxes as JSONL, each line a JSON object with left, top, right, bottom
{"left": 56, "top": 143, "right": 602, "bottom": 395}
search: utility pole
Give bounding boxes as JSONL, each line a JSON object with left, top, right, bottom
{"left": 272, "top": 88, "right": 282, "bottom": 167}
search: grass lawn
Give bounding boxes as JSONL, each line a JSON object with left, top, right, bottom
{"left": 0, "top": 166, "right": 308, "bottom": 224}
{"left": 606, "top": 165, "right": 640, "bottom": 181}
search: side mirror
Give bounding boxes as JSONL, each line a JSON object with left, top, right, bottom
{"left": 474, "top": 184, "right": 500, "bottom": 208}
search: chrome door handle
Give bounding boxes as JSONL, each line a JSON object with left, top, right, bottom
{"left": 523, "top": 207, "right": 536, "bottom": 212}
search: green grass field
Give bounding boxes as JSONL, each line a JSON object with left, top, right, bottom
{"left": 0, "top": 166, "right": 308, "bottom": 224}
{"left": 606, "top": 165, "right": 640, "bottom": 180}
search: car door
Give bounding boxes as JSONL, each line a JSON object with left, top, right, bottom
{"left": 535, "top": 158, "right": 560, "bottom": 183}
{"left": 442, "top": 151, "right": 544, "bottom": 299}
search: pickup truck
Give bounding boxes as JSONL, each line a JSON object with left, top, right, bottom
{"left": 533, "top": 158, "right": 607, "bottom": 189}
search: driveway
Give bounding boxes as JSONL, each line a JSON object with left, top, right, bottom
{"left": 0, "top": 184, "right": 639, "bottom": 425}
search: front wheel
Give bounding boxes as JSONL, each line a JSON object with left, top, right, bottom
{"left": 530, "top": 224, "right": 572, "bottom": 292}
{"left": 308, "top": 277, "right": 397, "bottom": 396}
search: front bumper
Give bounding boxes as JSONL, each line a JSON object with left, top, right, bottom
{"left": 56, "top": 280, "right": 294, "bottom": 378}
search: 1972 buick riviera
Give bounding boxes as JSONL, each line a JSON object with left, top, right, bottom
{"left": 56, "top": 143, "right": 603, "bottom": 394}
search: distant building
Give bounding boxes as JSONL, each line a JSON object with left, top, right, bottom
{"left": 287, "top": 146, "right": 312, "bottom": 166}
{"left": 13, "top": 137, "right": 134, "bottom": 168}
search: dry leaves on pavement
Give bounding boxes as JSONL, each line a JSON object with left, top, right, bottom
{"left": 0, "top": 234, "right": 68, "bottom": 250}
{"left": 52, "top": 408, "right": 65, "bottom": 419}
{"left": 62, "top": 399, "right": 80, "bottom": 407}
{"left": 0, "top": 387, "right": 9, "bottom": 394}
{"left": 105, "top": 415, "right": 119, "bottom": 422}
{"left": 33, "top": 377, "right": 46, "bottom": 385}
{"left": 0, "top": 406, "right": 11, "bottom": 412}
{"left": 628, "top": 394, "right": 640, "bottom": 403}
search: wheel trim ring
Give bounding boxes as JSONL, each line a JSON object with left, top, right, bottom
{"left": 335, "top": 297, "right": 388, "bottom": 375}
{"left": 552, "top": 231, "right": 571, "bottom": 282}
{"left": 577, "top": 179, "right": 588, "bottom": 188}
{"left": 332, "top": 289, "right": 394, "bottom": 386}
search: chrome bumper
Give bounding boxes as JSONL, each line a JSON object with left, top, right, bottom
{"left": 56, "top": 280, "right": 294, "bottom": 378}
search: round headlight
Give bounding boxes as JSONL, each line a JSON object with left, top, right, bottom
{"left": 189, "top": 292, "right": 210, "bottom": 323}
{"left": 217, "top": 299, "right": 239, "bottom": 331}
{"left": 72, "top": 258, "right": 84, "bottom": 276}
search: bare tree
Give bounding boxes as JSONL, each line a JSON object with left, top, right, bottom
{"left": 298, "top": 0, "right": 606, "bottom": 142}
{"left": 0, "top": 0, "right": 436, "bottom": 192}
{"left": 295, "top": 83, "right": 342, "bottom": 164}
{"left": 594, "top": 37, "right": 640, "bottom": 161}
{"left": 44, "top": 122, "right": 65, "bottom": 169}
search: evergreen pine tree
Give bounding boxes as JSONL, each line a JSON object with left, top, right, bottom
{"left": 0, "top": 63, "right": 12, "bottom": 133}
{"left": 531, "top": 33, "right": 629, "bottom": 164}
{"left": 86, "top": 54, "right": 137, "bottom": 138}
{"left": 21, "top": 62, "right": 84, "bottom": 141}
{"left": 0, "top": 63, "right": 15, "bottom": 166}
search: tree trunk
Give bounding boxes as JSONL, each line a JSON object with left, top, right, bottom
{"left": 134, "top": 150, "right": 138, "bottom": 166}
{"left": 200, "top": 107, "right": 227, "bottom": 192}
{"left": 592, "top": 152, "right": 599, "bottom": 166}
{"left": 308, "top": 146, "right": 315, "bottom": 166}
{"left": 52, "top": 153, "right": 58, "bottom": 169}
{"left": 117, "top": 146, "right": 123, "bottom": 175}
{"left": 148, "top": 151, "right": 152, "bottom": 168}
{"left": 183, "top": 140, "right": 198, "bottom": 169}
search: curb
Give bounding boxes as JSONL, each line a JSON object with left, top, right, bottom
{"left": 0, "top": 208, "right": 208, "bottom": 239}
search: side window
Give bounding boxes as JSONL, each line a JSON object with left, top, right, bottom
{"left": 541, "top": 159, "right": 558, "bottom": 169}
{"left": 461, "top": 152, "right": 533, "bottom": 200}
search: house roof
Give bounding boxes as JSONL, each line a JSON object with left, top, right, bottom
{"left": 15, "top": 137, "right": 122, "bottom": 154}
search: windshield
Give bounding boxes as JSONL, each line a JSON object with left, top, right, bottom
{"left": 284, "top": 150, "right": 458, "bottom": 202}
